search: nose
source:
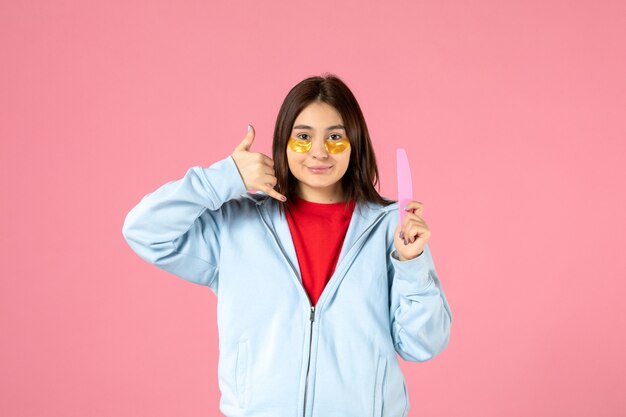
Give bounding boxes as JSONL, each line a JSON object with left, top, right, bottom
{"left": 310, "top": 138, "right": 329, "bottom": 159}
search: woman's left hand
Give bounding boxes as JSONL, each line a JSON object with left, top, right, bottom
{"left": 394, "top": 201, "right": 431, "bottom": 261}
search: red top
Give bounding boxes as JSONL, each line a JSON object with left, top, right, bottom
{"left": 285, "top": 195, "right": 356, "bottom": 306}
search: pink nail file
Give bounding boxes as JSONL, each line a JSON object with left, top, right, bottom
{"left": 396, "top": 148, "right": 413, "bottom": 227}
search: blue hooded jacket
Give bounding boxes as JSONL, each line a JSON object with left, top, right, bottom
{"left": 122, "top": 155, "right": 452, "bottom": 417}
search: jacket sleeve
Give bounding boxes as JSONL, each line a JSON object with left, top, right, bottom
{"left": 121, "top": 155, "right": 248, "bottom": 292}
{"left": 387, "top": 241, "right": 453, "bottom": 362}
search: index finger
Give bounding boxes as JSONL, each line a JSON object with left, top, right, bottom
{"left": 259, "top": 154, "right": 275, "bottom": 168}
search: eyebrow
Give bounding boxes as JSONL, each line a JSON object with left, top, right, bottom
{"left": 292, "top": 124, "right": 346, "bottom": 131}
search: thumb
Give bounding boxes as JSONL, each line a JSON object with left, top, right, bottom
{"left": 235, "top": 124, "right": 255, "bottom": 152}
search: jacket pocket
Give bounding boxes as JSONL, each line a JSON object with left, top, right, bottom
{"left": 236, "top": 339, "right": 249, "bottom": 408}
{"left": 373, "top": 354, "right": 387, "bottom": 417}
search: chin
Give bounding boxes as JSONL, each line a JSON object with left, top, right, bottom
{"left": 300, "top": 179, "right": 329, "bottom": 188}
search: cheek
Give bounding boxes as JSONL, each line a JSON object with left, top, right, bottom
{"left": 337, "top": 152, "right": 351, "bottom": 172}
{"left": 286, "top": 150, "right": 303, "bottom": 173}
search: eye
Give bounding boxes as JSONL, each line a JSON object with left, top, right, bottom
{"left": 296, "top": 133, "right": 311, "bottom": 140}
{"left": 328, "top": 134, "right": 343, "bottom": 141}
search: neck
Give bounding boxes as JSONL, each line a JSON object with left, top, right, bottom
{"left": 297, "top": 183, "right": 346, "bottom": 204}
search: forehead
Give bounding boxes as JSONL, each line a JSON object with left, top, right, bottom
{"left": 293, "top": 101, "right": 344, "bottom": 128}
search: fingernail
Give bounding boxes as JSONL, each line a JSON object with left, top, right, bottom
{"left": 403, "top": 239, "right": 407, "bottom": 245}
{"left": 399, "top": 231, "right": 404, "bottom": 239}
{"left": 247, "top": 124, "right": 251, "bottom": 132}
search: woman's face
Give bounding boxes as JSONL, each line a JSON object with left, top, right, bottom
{"left": 287, "top": 101, "right": 351, "bottom": 203}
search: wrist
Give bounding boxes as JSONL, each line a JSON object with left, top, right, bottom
{"left": 398, "top": 251, "right": 423, "bottom": 262}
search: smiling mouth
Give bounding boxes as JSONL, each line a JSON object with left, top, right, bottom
{"left": 307, "top": 165, "right": 333, "bottom": 173}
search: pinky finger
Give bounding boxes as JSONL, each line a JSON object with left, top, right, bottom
{"left": 264, "top": 184, "right": 287, "bottom": 202}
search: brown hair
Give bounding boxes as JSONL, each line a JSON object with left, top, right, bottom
{"left": 272, "top": 73, "right": 394, "bottom": 215}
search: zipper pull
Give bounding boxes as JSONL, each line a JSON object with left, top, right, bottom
{"left": 310, "top": 306, "right": 315, "bottom": 322}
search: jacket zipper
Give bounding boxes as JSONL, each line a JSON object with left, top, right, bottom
{"left": 302, "top": 305, "right": 315, "bottom": 417}
{"left": 255, "top": 207, "right": 317, "bottom": 417}
{"left": 255, "top": 204, "right": 388, "bottom": 417}
{"left": 289, "top": 211, "right": 387, "bottom": 417}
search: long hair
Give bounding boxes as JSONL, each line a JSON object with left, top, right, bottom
{"left": 272, "top": 73, "right": 394, "bottom": 216}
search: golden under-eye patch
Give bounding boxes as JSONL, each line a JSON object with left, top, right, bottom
{"left": 287, "top": 136, "right": 350, "bottom": 154}
{"left": 325, "top": 137, "right": 350, "bottom": 154}
{"left": 287, "top": 137, "right": 313, "bottom": 153}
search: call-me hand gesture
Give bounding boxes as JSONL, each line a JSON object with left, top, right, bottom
{"left": 394, "top": 201, "right": 431, "bottom": 261}
{"left": 231, "top": 124, "right": 287, "bottom": 202}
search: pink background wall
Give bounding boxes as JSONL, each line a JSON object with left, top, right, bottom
{"left": 2, "top": 0, "right": 625, "bottom": 416}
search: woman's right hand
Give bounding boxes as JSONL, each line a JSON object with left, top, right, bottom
{"left": 231, "top": 124, "right": 287, "bottom": 202}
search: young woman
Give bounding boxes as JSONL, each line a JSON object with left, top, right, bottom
{"left": 122, "top": 74, "right": 452, "bottom": 417}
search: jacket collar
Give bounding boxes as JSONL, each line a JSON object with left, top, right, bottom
{"left": 243, "top": 192, "right": 397, "bottom": 284}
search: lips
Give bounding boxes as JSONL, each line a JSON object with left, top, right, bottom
{"left": 307, "top": 165, "right": 333, "bottom": 173}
